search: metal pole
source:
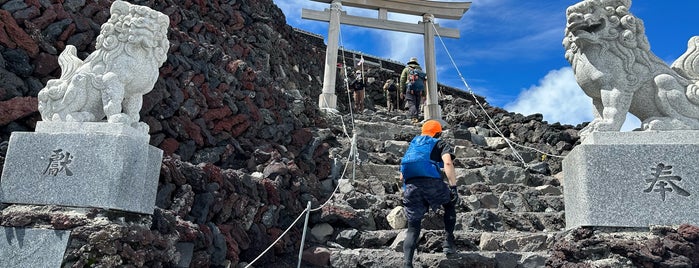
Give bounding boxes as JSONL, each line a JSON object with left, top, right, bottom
{"left": 297, "top": 201, "right": 312, "bottom": 268}
{"left": 351, "top": 133, "right": 357, "bottom": 181}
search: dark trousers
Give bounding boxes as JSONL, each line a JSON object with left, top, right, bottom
{"left": 402, "top": 178, "right": 457, "bottom": 267}
{"left": 406, "top": 89, "right": 422, "bottom": 120}
{"left": 387, "top": 91, "right": 398, "bottom": 111}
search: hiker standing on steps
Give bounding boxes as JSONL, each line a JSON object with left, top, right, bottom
{"left": 400, "top": 120, "right": 458, "bottom": 268}
{"left": 350, "top": 69, "right": 366, "bottom": 114}
{"left": 400, "top": 57, "right": 426, "bottom": 124}
{"left": 383, "top": 78, "right": 398, "bottom": 112}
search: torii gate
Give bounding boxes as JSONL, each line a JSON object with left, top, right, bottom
{"left": 303, "top": 0, "right": 470, "bottom": 122}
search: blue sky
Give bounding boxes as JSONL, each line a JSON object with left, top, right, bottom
{"left": 273, "top": 0, "right": 699, "bottom": 130}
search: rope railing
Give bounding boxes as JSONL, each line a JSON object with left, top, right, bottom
{"left": 430, "top": 23, "right": 567, "bottom": 160}
{"left": 245, "top": 25, "right": 362, "bottom": 268}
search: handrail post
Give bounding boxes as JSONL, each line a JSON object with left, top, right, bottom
{"left": 297, "top": 201, "right": 312, "bottom": 268}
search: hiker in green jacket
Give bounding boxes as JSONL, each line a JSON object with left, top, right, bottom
{"left": 400, "top": 57, "right": 426, "bottom": 124}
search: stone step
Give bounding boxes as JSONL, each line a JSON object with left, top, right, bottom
{"left": 461, "top": 192, "right": 564, "bottom": 213}
{"left": 461, "top": 210, "right": 565, "bottom": 232}
{"left": 342, "top": 162, "right": 562, "bottom": 192}
{"left": 323, "top": 225, "right": 562, "bottom": 253}
{"left": 327, "top": 248, "right": 548, "bottom": 268}
{"left": 330, "top": 178, "right": 564, "bottom": 213}
{"left": 411, "top": 229, "right": 560, "bottom": 253}
{"left": 415, "top": 210, "right": 565, "bottom": 232}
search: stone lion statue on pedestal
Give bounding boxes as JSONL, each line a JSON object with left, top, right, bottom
{"left": 563, "top": 0, "right": 699, "bottom": 138}
{"left": 37, "top": 0, "right": 169, "bottom": 132}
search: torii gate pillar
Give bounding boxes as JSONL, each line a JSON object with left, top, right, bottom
{"left": 318, "top": 0, "right": 342, "bottom": 110}
{"left": 422, "top": 13, "right": 440, "bottom": 121}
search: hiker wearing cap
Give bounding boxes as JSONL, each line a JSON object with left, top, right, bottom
{"left": 383, "top": 78, "right": 398, "bottom": 112}
{"left": 400, "top": 57, "right": 426, "bottom": 124}
{"left": 400, "top": 120, "right": 458, "bottom": 267}
{"left": 350, "top": 70, "right": 366, "bottom": 113}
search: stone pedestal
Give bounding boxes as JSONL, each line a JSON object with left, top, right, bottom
{"left": 563, "top": 131, "right": 699, "bottom": 229}
{"left": 318, "top": 92, "right": 337, "bottom": 109}
{"left": 0, "top": 227, "right": 71, "bottom": 268}
{"left": 0, "top": 122, "right": 162, "bottom": 214}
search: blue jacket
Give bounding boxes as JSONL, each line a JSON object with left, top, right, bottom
{"left": 400, "top": 135, "right": 443, "bottom": 180}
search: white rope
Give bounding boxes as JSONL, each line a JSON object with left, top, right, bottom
{"left": 430, "top": 23, "right": 566, "bottom": 161}
{"left": 244, "top": 207, "right": 308, "bottom": 268}
{"left": 245, "top": 23, "right": 363, "bottom": 267}
{"left": 310, "top": 32, "right": 360, "bottom": 211}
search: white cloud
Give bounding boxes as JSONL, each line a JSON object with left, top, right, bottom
{"left": 504, "top": 67, "right": 640, "bottom": 131}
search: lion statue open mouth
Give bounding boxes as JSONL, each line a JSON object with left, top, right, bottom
{"left": 563, "top": 0, "right": 699, "bottom": 139}
{"left": 37, "top": 1, "right": 169, "bottom": 133}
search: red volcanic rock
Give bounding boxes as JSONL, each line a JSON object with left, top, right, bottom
{"left": 290, "top": 128, "right": 312, "bottom": 149}
{"left": 33, "top": 52, "right": 59, "bottom": 76}
{"left": 49, "top": 213, "right": 87, "bottom": 229}
{"left": 175, "top": 116, "right": 204, "bottom": 146}
{"left": 12, "top": 6, "right": 41, "bottom": 23}
{"left": 203, "top": 107, "right": 232, "bottom": 122}
{"left": 160, "top": 138, "right": 180, "bottom": 155}
{"left": 0, "top": 10, "right": 39, "bottom": 57}
{"left": 202, "top": 163, "right": 223, "bottom": 185}
{"left": 0, "top": 97, "right": 38, "bottom": 126}
{"left": 262, "top": 178, "right": 280, "bottom": 205}
{"left": 30, "top": 8, "right": 57, "bottom": 29}
{"left": 214, "top": 114, "right": 251, "bottom": 137}
{"left": 58, "top": 23, "right": 76, "bottom": 42}
{"left": 202, "top": 84, "right": 225, "bottom": 108}
{"left": 26, "top": 0, "right": 41, "bottom": 8}
{"left": 678, "top": 224, "right": 699, "bottom": 242}
{"left": 0, "top": 21, "right": 16, "bottom": 49}
{"left": 218, "top": 224, "right": 241, "bottom": 264}
{"left": 230, "top": 10, "right": 245, "bottom": 31}
{"left": 302, "top": 247, "right": 331, "bottom": 267}
{"left": 230, "top": 119, "right": 251, "bottom": 137}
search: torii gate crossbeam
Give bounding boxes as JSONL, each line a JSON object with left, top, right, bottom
{"left": 304, "top": 0, "right": 470, "bottom": 123}
{"left": 310, "top": 0, "right": 470, "bottom": 20}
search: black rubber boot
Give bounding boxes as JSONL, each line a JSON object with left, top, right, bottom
{"left": 403, "top": 226, "right": 420, "bottom": 268}
{"left": 443, "top": 233, "right": 456, "bottom": 255}
{"left": 442, "top": 199, "right": 457, "bottom": 255}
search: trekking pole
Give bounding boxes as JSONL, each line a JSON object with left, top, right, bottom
{"left": 297, "top": 201, "right": 312, "bottom": 268}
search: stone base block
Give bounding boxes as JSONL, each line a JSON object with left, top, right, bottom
{"left": 318, "top": 93, "right": 337, "bottom": 109}
{"left": 563, "top": 131, "right": 699, "bottom": 228}
{"left": 0, "top": 122, "right": 162, "bottom": 214}
{"left": 0, "top": 227, "right": 70, "bottom": 268}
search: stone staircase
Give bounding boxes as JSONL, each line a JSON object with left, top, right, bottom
{"left": 302, "top": 110, "right": 567, "bottom": 268}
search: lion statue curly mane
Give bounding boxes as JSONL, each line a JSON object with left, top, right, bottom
{"left": 563, "top": 0, "right": 699, "bottom": 138}
{"left": 37, "top": 0, "right": 169, "bottom": 132}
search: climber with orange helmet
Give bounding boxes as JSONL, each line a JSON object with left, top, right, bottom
{"left": 399, "top": 120, "right": 459, "bottom": 267}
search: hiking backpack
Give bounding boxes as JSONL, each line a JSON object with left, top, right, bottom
{"left": 406, "top": 68, "right": 426, "bottom": 92}
{"left": 386, "top": 83, "right": 397, "bottom": 92}
{"left": 400, "top": 135, "right": 443, "bottom": 180}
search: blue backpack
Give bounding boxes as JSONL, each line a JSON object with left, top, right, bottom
{"left": 406, "top": 68, "right": 426, "bottom": 92}
{"left": 400, "top": 135, "right": 442, "bottom": 181}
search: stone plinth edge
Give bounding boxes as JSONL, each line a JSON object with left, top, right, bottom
{"left": 564, "top": 131, "right": 699, "bottom": 229}
{"left": 0, "top": 129, "right": 162, "bottom": 214}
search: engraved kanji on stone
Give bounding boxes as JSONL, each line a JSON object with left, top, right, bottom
{"left": 42, "top": 149, "right": 74, "bottom": 176}
{"left": 643, "top": 163, "right": 690, "bottom": 201}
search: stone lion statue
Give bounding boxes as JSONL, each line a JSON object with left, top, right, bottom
{"left": 37, "top": 1, "right": 169, "bottom": 132}
{"left": 563, "top": 0, "right": 699, "bottom": 138}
